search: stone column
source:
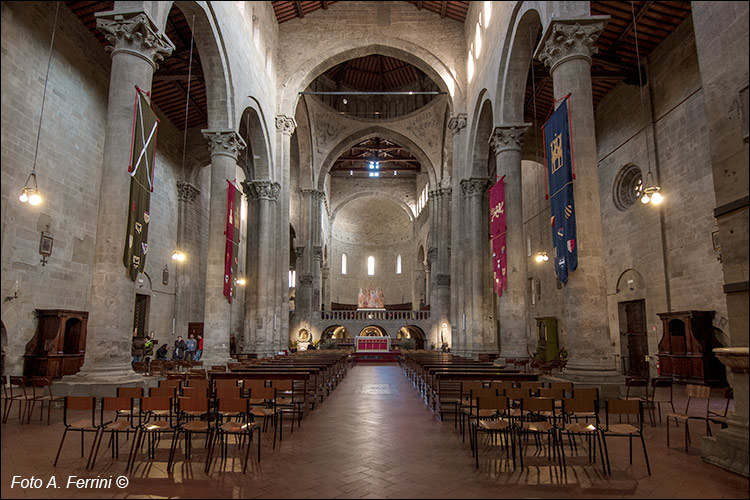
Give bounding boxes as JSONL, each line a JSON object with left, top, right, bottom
{"left": 174, "top": 181, "right": 200, "bottom": 337}
{"left": 275, "top": 115, "right": 296, "bottom": 352}
{"left": 702, "top": 348, "right": 749, "bottom": 477}
{"left": 431, "top": 188, "right": 453, "bottom": 347}
{"left": 70, "top": 11, "right": 173, "bottom": 385}
{"left": 448, "top": 114, "right": 467, "bottom": 353}
{"left": 243, "top": 180, "right": 281, "bottom": 356}
{"left": 200, "top": 130, "right": 245, "bottom": 365}
{"left": 461, "top": 178, "right": 492, "bottom": 356}
{"left": 536, "top": 16, "right": 619, "bottom": 378}
{"left": 490, "top": 124, "right": 531, "bottom": 358}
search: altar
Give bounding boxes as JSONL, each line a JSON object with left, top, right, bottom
{"left": 356, "top": 336, "right": 391, "bottom": 352}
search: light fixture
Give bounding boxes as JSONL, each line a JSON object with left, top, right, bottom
{"left": 631, "top": 2, "right": 664, "bottom": 206}
{"left": 235, "top": 277, "right": 246, "bottom": 286}
{"left": 171, "top": 249, "right": 186, "bottom": 261}
{"left": 19, "top": 3, "right": 60, "bottom": 207}
{"left": 535, "top": 251, "right": 549, "bottom": 263}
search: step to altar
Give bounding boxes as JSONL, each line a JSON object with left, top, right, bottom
{"left": 353, "top": 350, "right": 402, "bottom": 363}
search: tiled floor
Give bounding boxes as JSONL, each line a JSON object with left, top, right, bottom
{"left": 2, "top": 365, "right": 748, "bottom": 499}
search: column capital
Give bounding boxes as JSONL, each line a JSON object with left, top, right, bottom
{"left": 429, "top": 187, "right": 453, "bottom": 199}
{"left": 535, "top": 16, "right": 609, "bottom": 72}
{"left": 242, "top": 180, "right": 280, "bottom": 201}
{"left": 312, "top": 245, "right": 323, "bottom": 261}
{"left": 460, "top": 178, "right": 490, "bottom": 198}
{"left": 435, "top": 274, "right": 451, "bottom": 287}
{"left": 294, "top": 246, "right": 305, "bottom": 259}
{"left": 427, "top": 247, "right": 438, "bottom": 263}
{"left": 489, "top": 124, "right": 532, "bottom": 154}
{"left": 95, "top": 11, "right": 174, "bottom": 70}
{"left": 448, "top": 113, "right": 468, "bottom": 135}
{"left": 176, "top": 181, "right": 200, "bottom": 203}
{"left": 202, "top": 130, "right": 246, "bottom": 160}
{"left": 298, "top": 274, "right": 313, "bottom": 285}
{"left": 276, "top": 115, "right": 297, "bottom": 136}
{"left": 300, "top": 188, "right": 324, "bottom": 200}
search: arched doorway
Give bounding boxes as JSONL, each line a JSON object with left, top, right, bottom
{"left": 321, "top": 325, "right": 350, "bottom": 340}
{"left": 397, "top": 325, "right": 425, "bottom": 350}
{"left": 359, "top": 325, "right": 387, "bottom": 337}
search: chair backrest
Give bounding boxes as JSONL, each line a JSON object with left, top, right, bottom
{"left": 272, "top": 379, "right": 293, "bottom": 391}
{"left": 505, "top": 387, "right": 531, "bottom": 401}
{"left": 522, "top": 396, "right": 555, "bottom": 414}
{"left": 476, "top": 395, "right": 510, "bottom": 413}
{"left": 101, "top": 397, "right": 134, "bottom": 419}
{"left": 182, "top": 386, "right": 210, "bottom": 399}
{"left": 133, "top": 361, "right": 148, "bottom": 374}
{"left": 64, "top": 396, "right": 96, "bottom": 427}
{"left": 470, "top": 386, "right": 497, "bottom": 403}
{"left": 243, "top": 379, "right": 268, "bottom": 394}
{"left": 572, "top": 387, "right": 598, "bottom": 401}
{"left": 141, "top": 396, "right": 172, "bottom": 412}
{"left": 562, "top": 397, "right": 596, "bottom": 414}
{"left": 178, "top": 396, "right": 209, "bottom": 412}
{"left": 211, "top": 365, "right": 227, "bottom": 372}
{"left": 650, "top": 377, "right": 673, "bottom": 402}
{"left": 9, "top": 376, "right": 27, "bottom": 397}
{"left": 117, "top": 386, "right": 144, "bottom": 399}
{"left": 167, "top": 372, "right": 188, "bottom": 381}
{"left": 30, "top": 376, "right": 54, "bottom": 398}
{"left": 250, "top": 386, "right": 276, "bottom": 403}
{"left": 549, "top": 381, "right": 574, "bottom": 394}
{"left": 625, "top": 376, "right": 649, "bottom": 399}
{"left": 490, "top": 381, "right": 514, "bottom": 392}
{"left": 149, "top": 386, "right": 177, "bottom": 398}
{"left": 684, "top": 384, "right": 711, "bottom": 416}
{"left": 520, "top": 381, "right": 543, "bottom": 394}
{"left": 186, "top": 379, "right": 210, "bottom": 390}
{"left": 187, "top": 370, "right": 207, "bottom": 380}
{"left": 215, "top": 387, "right": 242, "bottom": 399}
{"left": 538, "top": 387, "right": 564, "bottom": 399}
{"left": 606, "top": 398, "right": 643, "bottom": 430}
{"left": 159, "top": 379, "right": 182, "bottom": 390}
{"left": 460, "top": 380, "right": 484, "bottom": 401}
{"left": 215, "top": 379, "right": 241, "bottom": 391}
{"left": 217, "top": 397, "right": 250, "bottom": 414}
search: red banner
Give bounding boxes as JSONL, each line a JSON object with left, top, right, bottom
{"left": 489, "top": 177, "right": 507, "bottom": 297}
{"left": 223, "top": 181, "right": 240, "bottom": 303}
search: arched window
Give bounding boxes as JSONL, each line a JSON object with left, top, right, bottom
{"left": 341, "top": 253, "right": 347, "bottom": 275}
{"left": 396, "top": 254, "right": 402, "bottom": 275}
{"left": 368, "top": 256, "right": 375, "bottom": 276}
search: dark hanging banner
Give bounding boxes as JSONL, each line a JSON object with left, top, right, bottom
{"left": 223, "top": 180, "right": 241, "bottom": 303}
{"left": 489, "top": 176, "right": 507, "bottom": 297}
{"left": 543, "top": 97, "right": 578, "bottom": 284}
{"left": 123, "top": 88, "right": 159, "bottom": 281}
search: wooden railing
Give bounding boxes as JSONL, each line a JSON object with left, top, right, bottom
{"left": 319, "top": 310, "right": 430, "bottom": 321}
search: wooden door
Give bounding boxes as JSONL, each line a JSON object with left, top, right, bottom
{"left": 133, "top": 294, "right": 149, "bottom": 337}
{"left": 623, "top": 300, "right": 649, "bottom": 378}
{"left": 188, "top": 322, "right": 204, "bottom": 338}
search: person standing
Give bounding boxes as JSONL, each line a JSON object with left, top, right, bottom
{"left": 131, "top": 328, "right": 145, "bottom": 367}
{"left": 185, "top": 334, "right": 197, "bottom": 361}
{"left": 173, "top": 335, "right": 187, "bottom": 360}
{"left": 195, "top": 335, "right": 203, "bottom": 361}
{"left": 143, "top": 332, "right": 155, "bottom": 367}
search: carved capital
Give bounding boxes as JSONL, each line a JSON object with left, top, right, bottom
{"left": 275, "top": 115, "right": 297, "bottom": 136}
{"left": 300, "top": 188, "right": 324, "bottom": 201}
{"left": 95, "top": 12, "right": 174, "bottom": 70}
{"left": 242, "top": 180, "right": 280, "bottom": 201}
{"left": 298, "top": 273, "right": 313, "bottom": 285}
{"left": 448, "top": 113, "right": 467, "bottom": 135}
{"left": 294, "top": 246, "right": 305, "bottom": 260}
{"left": 202, "top": 130, "right": 246, "bottom": 160}
{"left": 429, "top": 187, "right": 452, "bottom": 199}
{"left": 489, "top": 124, "right": 531, "bottom": 154}
{"left": 312, "top": 245, "right": 323, "bottom": 261}
{"left": 536, "top": 17, "right": 608, "bottom": 72}
{"left": 460, "top": 178, "right": 489, "bottom": 198}
{"left": 436, "top": 274, "right": 451, "bottom": 287}
{"left": 176, "top": 181, "right": 200, "bottom": 203}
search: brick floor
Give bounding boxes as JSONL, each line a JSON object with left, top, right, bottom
{"left": 1, "top": 365, "right": 748, "bottom": 498}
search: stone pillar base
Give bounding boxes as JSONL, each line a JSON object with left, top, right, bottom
{"left": 701, "top": 421, "right": 749, "bottom": 477}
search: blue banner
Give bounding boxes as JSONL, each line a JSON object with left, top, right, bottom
{"left": 543, "top": 98, "right": 577, "bottom": 284}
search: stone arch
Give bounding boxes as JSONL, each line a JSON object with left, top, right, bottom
{"left": 238, "top": 100, "right": 272, "bottom": 179}
{"left": 359, "top": 325, "right": 388, "bottom": 337}
{"left": 174, "top": 1, "right": 234, "bottom": 129}
{"left": 330, "top": 191, "right": 414, "bottom": 226}
{"left": 317, "top": 127, "right": 437, "bottom": 189}
{"left": 468, "top": 92, "right": 495, "bottom": 178}
{"left": 615, "top": 268, "right": 646, "bottom": 294}
{"left": 497, "top": 8, "right": 543, "bottom": 124}
{"left": 279, "top": 40, "right": 461, "bottom": 118}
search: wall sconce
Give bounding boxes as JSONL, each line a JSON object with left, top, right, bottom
{"left": 535, "top": 251, "right": 549, "bottom": 263}
{"left": 162, "top": 265, "right": 169, "bottom": 285}
{"left": 39, "top": 230, "right": 53, "bottom": 266}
